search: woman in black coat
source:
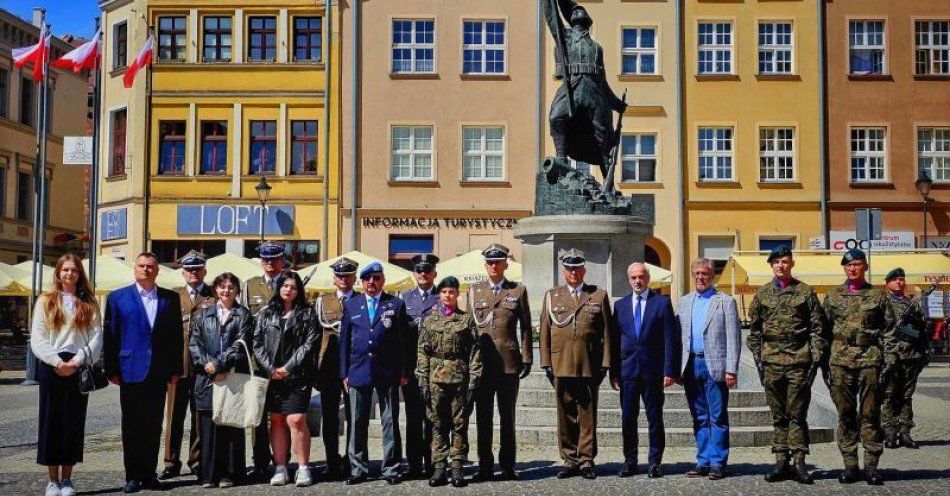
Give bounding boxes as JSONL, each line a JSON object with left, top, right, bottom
{"left": 189, "top": 272, "right": 254, "bottom": 488}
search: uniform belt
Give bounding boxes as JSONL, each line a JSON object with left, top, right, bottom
{"left": 833, "top": 334, "right": 874, "bottom": 346}
{"left": 763, "top": 334, "right": 809, "bottom": 344}
{"left": 427, "top": 351, "right": 458, "bottom": 360}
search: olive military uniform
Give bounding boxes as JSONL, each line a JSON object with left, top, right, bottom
{"left": 881, "top": 293, "right": 930, "bottom": 439}
{"left": 314, "top": 292, "right": 352, "bottom": 475}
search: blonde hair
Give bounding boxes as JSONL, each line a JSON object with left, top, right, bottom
{"left": 690, "top": 257, "right": 715, "bottom": 274}
{"left": 43, "top": 253, "right": 100, "bottom": 331}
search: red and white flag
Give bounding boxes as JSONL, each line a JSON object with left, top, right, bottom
{"left": 52, "top": 31, "right": 100, "bottom": 73}
{"left": 12, "top": 23, "right": 50, "bottom": 82}
{"left": 123, "top": 33, "right": 153, "bottom": 88}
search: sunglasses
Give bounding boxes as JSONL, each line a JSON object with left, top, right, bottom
{"left": 361, "top": 274, "right": 383, "bottom": 282}
{"left": 183, "top": 267, "right": 203, "bottom": 273}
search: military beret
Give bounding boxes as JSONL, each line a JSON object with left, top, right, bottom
{"left": 482, "top": 243, "right": 510, "bottom": 261}
{"left": 559, "top": 248, "right": 586, "bottom": 267}
{"left": 885, "top": 267, "right": 905, "bottom": 282}
{"left": 436, "top": 276, "right": 460, "bottom": 292}
{"left": 840, "top": 248, "right": 867, "bottom": 266}
{"left": 330, "top": 257, "right": 358, "bottom": 276}
{"left": 179, "top": 249, "right": 207, "bottom": 269}
{"left": 257, "top": 241, "right": 285, "bottom": 259}
{"left": 767, "top": 246, "right": 793, "bottom": 264}
{"left": 411, "top": 253, "right": 439, "bottom": 273}
{"left": 359, "top": 261, "right": 384, "bottom": 279}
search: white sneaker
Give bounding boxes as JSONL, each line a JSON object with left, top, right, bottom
{"left": 44, "top": 482, "right": 61, "bottom": 496}
{"left": 295, "top": 467, "right": 312, "bottom": 487}
{"left": 270, "top": 466, "right": 288, "bottom": 486}
{"left": 58, "top": 480, "right": 75, "bottom": 496}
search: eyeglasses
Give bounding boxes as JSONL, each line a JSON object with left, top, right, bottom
{"left": 362, "top": 274, "right": 383, "bottom": 282}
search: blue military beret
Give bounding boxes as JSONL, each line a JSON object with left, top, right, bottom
{"left": 330, "top": 257, "right": 359, "bottom": 276}
{"left": 411, "top": 253, "right": 440, "bottom": 273}
{"left": 885, "top": 267, "right": 905, "bottom": 282}
{"left": 257, "top": 241, "right": 285, "bottom": 259}
{"left": 359, "top": 261, "right": 384, "bottom": 279}
{"left": 767, "top": 246, "right": 793, "bottom": 264}
{"left": 841, "top": 248, "right": 867, "bottom": 266}
{"left": 179, "top": 249, "right": 207, "bottom": 269}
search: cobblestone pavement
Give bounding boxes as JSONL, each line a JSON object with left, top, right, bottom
{"left": 1, "top": 368, "right": 947, "bottom": 495}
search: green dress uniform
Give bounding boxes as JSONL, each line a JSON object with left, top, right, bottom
{"left": 314, "top": 292, "right": 351, "bottom": 475}
{"left": 881, "top": 292, "right": 930, "bottom": 445}
{"left": 747, "top": 278, "right": 827, "bottom": 471}
{"left": 243, "top": 275, "right": 277, "bottom": 317}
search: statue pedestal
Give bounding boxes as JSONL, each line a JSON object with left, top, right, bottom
{"left": 514, "top": 215, "right": 653, "bottom": 321}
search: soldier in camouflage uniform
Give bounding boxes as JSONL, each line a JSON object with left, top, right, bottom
{"left": 747, "top": 246, "right": 827, "bottom": 485}
{"left": 881, "top": 267, "right": 930, "bottom": 450}
{"left": 416, "top": 276, "right": 483, "bottom": 488}
{"left": 822, "top": 249, "right": 896, "bottom": 486}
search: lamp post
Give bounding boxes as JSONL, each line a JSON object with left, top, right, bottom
{"left": 915, "top": 171, "right": 933, "bottom": 249}
{"left": 255, "top": 176, "right": 272, "bottom": 244}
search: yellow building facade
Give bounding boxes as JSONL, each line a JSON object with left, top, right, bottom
{"left": 684, "top": 0, "right": 823, "bottom": 284}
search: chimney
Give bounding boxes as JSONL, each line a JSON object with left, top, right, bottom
{"left": 32, "top": 8, "right": 45, "bottom": 28}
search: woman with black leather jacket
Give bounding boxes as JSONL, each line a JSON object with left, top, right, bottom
{"left": 252, "top": 271, "right": 320, "bottom": 487}
{"left": 189, "top": 272, "right": 254, "bottom": 488}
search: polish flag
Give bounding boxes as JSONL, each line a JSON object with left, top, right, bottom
{"left": 52, "top": 31, "right": 101, "bottom": 73}
{"left": 12, "top": 23, "right": 50, "bottom": 82}
{"left": 123, "top": 33, "right": 154, "bottom": 88}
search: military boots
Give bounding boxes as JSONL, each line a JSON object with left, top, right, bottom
{"left": 899, "top": 432, "right": 919, "bottom": 449}
{"left": 792, "top": 459, "right": 813, "bottom": 485}
{"left": 764, "top": 453, "right": 790, "bottom": 482}
{"left": 450, "top": 466, "right": 467, "bottom": 487}
{"left": 838, "top": 466, "right": 862, "bottom": 484}
{"left": 865, "top": 465, "right": 884, "bottom": 486}
{"left": 885, "top": 431, "right": 899, "bottom": 449}
{"left": 429, "top": 466, "right": 448, "bottom": 487}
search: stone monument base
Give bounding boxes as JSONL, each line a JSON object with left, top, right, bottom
{"left": 514, "top": 214, "right": 652, "bottom": 321}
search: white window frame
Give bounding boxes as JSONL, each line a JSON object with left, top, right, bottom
{"left": 915, "top": 20, "right": 950, "bottom": 76}
{"left": 461, "top": 126, "right": 505, "bottom": 181}
{"left": 850, "top": 127, "right": 887, "bottom": 183}
{"left": 697, "top": 21, "right": 733, "bottom": 75}
{"left": 462, "top": 20, "right": 506, "bottom": 75}
{"left": 391, "top": 19, "right": 435, "bottom": 74}
{"left": 918, "top": 127, "right": 950, "bottom": 183}
{"left": 621, "top": 26, "right": 658, "bottom": 76}
{"left": 390, "top": 125, "right": 434, "bottom": 181}
{"left": 758, "top": 21, "right": 794, "bottom": 75}
{"left": 620, "top": 133, "right": 658, "bottom": 183}
{"left": 698, "top": 127, "right": 734, "bottom": 182}
{"left": 849, "top": 20, "right": 886, "bottom": 75}
{"left": 759, "top": 127, "right": 795, "bottom": 182}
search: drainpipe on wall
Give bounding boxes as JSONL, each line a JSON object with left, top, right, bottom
{"left": 817, "top": 0, "right": 829, "bottom": 246}
{"left": 675, "top": 0, "right": 686, "bottom": 295}
{"left": 321, "top": 0, "right": 332, "bottom": 260}
{"left": 349, "top": 0, "right": 359, "bottom": 251}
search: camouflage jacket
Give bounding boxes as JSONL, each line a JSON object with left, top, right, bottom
{"left": 886, "top": 294, "right": 930, "bottom": 360}
{"left": 822, "top": 282, "right": 897, "bottom": 368}
{"left": 416, "top": 307, "right": 483, "bottom": 389}
{"left": 747, "top": 279, "right": 827, "bottom": 366}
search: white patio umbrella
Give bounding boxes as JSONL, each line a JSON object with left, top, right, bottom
{"left": 302, "top": 251, "right": 414, "bottom": 293}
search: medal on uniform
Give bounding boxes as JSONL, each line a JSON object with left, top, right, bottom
{"left": 383, "top": 318, "right": 392, "bottom": 328}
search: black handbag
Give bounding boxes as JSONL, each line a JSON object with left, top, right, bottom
{"left": 78, "top": 344, "right": 108, "bottom": 394}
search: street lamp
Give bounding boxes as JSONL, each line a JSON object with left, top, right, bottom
{"left": 255, "top": 176, "right": 272, "bottom": 244}
{"left": 915, "top": 171, "right": 933, "bottom": 249}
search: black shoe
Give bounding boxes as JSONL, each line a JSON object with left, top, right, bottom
{"left": 581, "top": 466, "right": 596, "bottom": 480}
{"left": 499, "top": 468, "right": 519, "bottom": 481}
{"left": 708, "top": 467, "right": 725, "bottom": 480}
{"left": 838, "top": 467, "right": 861, "bottom": 484}
{"left": 473, "top": 469, "right": 494, "bottom": 482}
{"left": 345, "top": 475, "right": 367, "bottom": 485}
{"left": 450, "top": 467, "right": 467, "bottom": 488}
{"left": 792, "top": 461, "right": 813, "bottom": 485}
{"left": 248, "top": 467, "right": 269, "bottom": 483}
{"left": 385, "top": 474, "right": 403, "bottom": 485}
{"left": 406, "top": 467, "right": 426, "bottom": 480}
{"left": 429, "top": 467, "right": 448, "bottom": 487}
{"left": 647, "top": 465, "right": 663, "bottom": 478}
{"left": 140, "top": 477, "right": 161, "bottom": 490}
{"left": 321, "top": 467, "right": 345, "bottom": 482}
{"left": 686, "top": 466, "right": 710, "bottom": 478}
{"left": 764, "top": 462, "right": 790, "bottom": 482}
{"left": 865, "top": 467, "right": 884, "bottom": 486}
{"left": 618, "top": 464, "right": 637, "bottom": 478}
{"left": 159, "top": 468, "right": 180, "bottom": 480}
{"left": 885, "top": 432, "right": 899, "bottom": 449}
{"left": 899, "top": 433, "right": 919, "bottom": 449}
{"left": 557, "top": 466, "right": 579, "bottom": 479}
{"left": 122, "top": 481, "right": 141, "bottom": 494}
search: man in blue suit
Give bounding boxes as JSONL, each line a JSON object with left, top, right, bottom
{"left": 610, "top": 262, "right": 680, "bottom": 478}
{"left": 340, "top": 262, "right": 411, "bottom": 485}
{"left": 103, "top": 253, "right": 184, "bottom": 493}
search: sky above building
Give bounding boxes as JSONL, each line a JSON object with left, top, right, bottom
{"left": 6, "top": 0, "right": 100, "bottom": 38}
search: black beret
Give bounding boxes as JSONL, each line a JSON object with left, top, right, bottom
{"left": 436, "top": 276, "right": 460, "bottom": 292}
{"left": 884, "top": 267, "right": 905, "bottom": 282}
{"left": 840, "top": 248, "right": 867, "bottom": 266}
{"left": 767, "top": 246, "right": 793, "bottom": 264}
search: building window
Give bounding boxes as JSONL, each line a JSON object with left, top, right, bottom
{"left": 849, "top": 20, "right": 885, "bottom": 75}
{"left": 759, "top": 238, "right": 794, "bottom": 253}
{"left": 621, "top": 27, "right": 657, "bottom": 75}
{"left": 698, "top": 235, "right": 734, "bottom": 275}
{"left": 758, "top": 22, "right": 793, "bottom": 74}
{"left": 113, "top": 21, "right": 127, "bottom": 69}
{"left": 389, "top": 235, "right": 434, "bottom": 271}
{"left": 203, "top": 16, "right": 232, "bottom": 62}
{"left": 462, "top": 126, "right": 504, "bottom": 180}
{"left": 698, "top": 127, "right": 733, "bottom": 181}
{"left": 249, "top": 120, "right": 276, "bottom": 175}
{"left": 247, "top": 16, "right": 276, "bottom": 62}
{"left": 16, "top": 171, "right": 30, "bottom": 221}
{"left": 759, "top": 128, "right": 795, "bottom": 182}
{"left": 620, "top": 133, "right": 657, "bottom": 182}
{"left": 200, "top": 121, "right": 227, "bottom": 174}
{"left": 463, "top": 20, "right": 505, "bottom": 75}
{"left": 850, "top": 127, "right": 886, "bottom": 182}
{"left": 919, "top": 127, "right": 950, "bottom": 182}
{"left": 915, "top": 20, "right": 950, "bottom": 76}
{"left": 697, "top": 22, "right": 732, "bottom": 74}
{"left": 392, "top": 19, "right": 435, "bottom": 74}
{"left": 19, "top": 77, "right": 32, "bottom": 126}
{"left": 290, "top": 120, "right": 318, "bottom": 175}
{"left": 0, "top": 166, "right": 6, "bottom": 217}
{"left": 158, "top": 121, "right": 186, "bottom": 175}
{"left": 391, "top": 125, "right": 433, "bottom": 180}
{"left": 293, "top": 17, "right": 322, "bottom": 62}
{"left": 157, "top": 16, "right": 187, "bottom": 62}
{"left": 0, "top": 68, "right": 7, "bottom": 117}
{"left": 110, "top": 109, "right": 126, "bottom": 177}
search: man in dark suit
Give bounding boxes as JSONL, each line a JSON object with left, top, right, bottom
{"left": 611, "top": 262, "right": 680, "bottom": 479}
{"left": 104, "top": 252, "right": 184, "bottom": 493}
{"left": 340, "top": 262, "right": 411, "bottom": 486}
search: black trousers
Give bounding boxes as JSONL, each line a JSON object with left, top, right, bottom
{"left": 36, "top": 353, "right": 88, "bottom": 466}
{"left": 252, "top": 411, "right": 271, "bottom": 470}
{"left": 320, "top": 380, "right": 350, "bottom": 470}
{"left": 119, "top": 377, "right": 168, "bottom": 482}
{"left": 476, "top": 373, "right": 519, "bottom": 472}
{"left": 402, "top": 377, "right": 432, "bottom": 471}
{"left": 163, "top": 376, "right": 200, "bottom": 472}
{"left": 198, "top": 411, "right": 245, "bottom": 484}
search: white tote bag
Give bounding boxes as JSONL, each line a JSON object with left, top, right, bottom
{"left": 212, "top": 339, "right": 270, "bottom": 428}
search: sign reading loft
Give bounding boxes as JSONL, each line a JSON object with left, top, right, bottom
{"left": 177, "top": 205, "right": 295, "bottom": 236}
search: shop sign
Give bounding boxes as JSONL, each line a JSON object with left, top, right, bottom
{"left": 828, "top": 231, "right": 915, "bottom": 252}
{"left": 362, "top": 217, "right": 517, "bottom": 229}
{"left": 177, "top": 205, "right": 295, "bottom": 236}
{"left": 925, "top": 237, "right": 950, "bottom": 249}
{"left": 100, "top": 208, "right": 127, "bottom": 241}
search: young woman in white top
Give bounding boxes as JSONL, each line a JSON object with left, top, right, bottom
{"left": 31, "top": 253, "right": 103, "bottom": 496}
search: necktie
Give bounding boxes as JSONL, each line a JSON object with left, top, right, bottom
{"left": 493, "top": 285, "right": 500, "bottom": 296}
{"left": 368, "top": 297, "right": 377, "bottom": 321}
{"left": 339, "top": 294, "right": 347, "bottom": 304}
{"left": 572, "top": 288, "right": 581, "bottom": 304}
{"left": 634, "top": 295, "right": 643, "bottom": 337}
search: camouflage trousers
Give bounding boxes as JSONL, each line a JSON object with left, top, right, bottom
{"left": 427, "top": 382, "right": 470, "bottom": 468}
{"left": 882, "top": 358, "right": 925, "bottom": 434}
{"left": 763, "top": 364, "right": 811, "bottom": 455}
{"left": 830, "top": 365, "right": 883, "bottom": 468}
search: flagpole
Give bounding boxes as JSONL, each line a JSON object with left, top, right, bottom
{"left": 88, "top": 18, "right": 102, "bottom": 288}
{"left": 142, "top": 26, "right": 154, "bottom": 253}
{"left": 38, "top": 23, "right": 51, "bottom": 291}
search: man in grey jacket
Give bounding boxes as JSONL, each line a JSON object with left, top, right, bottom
{"left": 675, "top": 258, "right": 741, "bottom": 480}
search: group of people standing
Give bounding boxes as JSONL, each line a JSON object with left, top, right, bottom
{"left": 29, "top": 240, "right": 930, "bottom": 494}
